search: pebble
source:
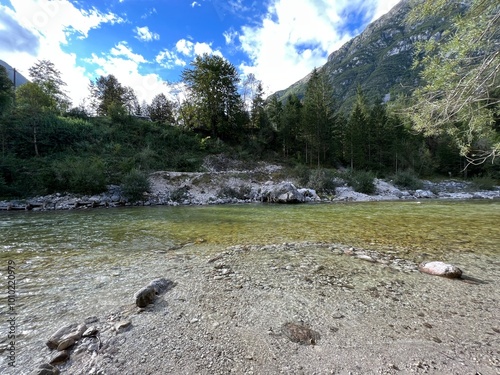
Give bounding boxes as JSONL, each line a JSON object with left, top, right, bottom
{"left": 49, "top": 350, "right": 70, "bottom": 365}
{"left": 356, "top": 254, "right": 376, "bottom": 263}
{"left": 114, "top": 320, "right": 132, "bottom": 333}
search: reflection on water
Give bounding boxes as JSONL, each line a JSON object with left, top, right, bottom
{"left": 0, "top": 200, "right": 498, "bottom": 372}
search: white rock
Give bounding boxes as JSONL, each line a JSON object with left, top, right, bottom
{"left": 418, "top": 261, "right": 462, "bottom": 278}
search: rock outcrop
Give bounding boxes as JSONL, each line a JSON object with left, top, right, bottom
{"left": 260, "top": 182, "right": 304, "bottom": 203}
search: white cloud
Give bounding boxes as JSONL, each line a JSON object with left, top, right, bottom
{"left": 191, "top": 2, "right": 201, "bottom": 8}
{"left": 0, "top": 0, "right": 124, "bottom": 106}
{"left": 134, "top": 26, "right": 160, "bottom": 42}
{"left": 156, "top": 38, "right": 223, "bottom": 71}
{"left": 155, "top": 49, "right": 186, "bottom": 69}
{"left": 86, "top": 45, "right": 167, "bottom": 105}
{"left": 236, "top": 0, "right": 400, "bottom": 96}
{"left": 175, "top": 38, "right": 222, "bottom": 58}
{"left": 223, "top": 28, "right": 238, "bottom": 45}
{"left": 110, "top": 42, "right": 147, "bottom": 63}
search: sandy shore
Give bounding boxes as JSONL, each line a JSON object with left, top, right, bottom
{"left": 33, "top": 242, "right": 500, "bottom": 375}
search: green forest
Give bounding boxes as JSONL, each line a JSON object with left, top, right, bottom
{"left": 0, "top": 0, "right": 498, "bottom": 200}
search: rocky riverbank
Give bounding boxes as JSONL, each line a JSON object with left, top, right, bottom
{"left": 1, "top": 163, "right": 499, "bottom": 211}
{"left": 29, "top": 242, "right": 500, "bottom": 375}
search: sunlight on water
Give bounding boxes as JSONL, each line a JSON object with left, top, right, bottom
{"left": 0, "top": 200, "right": 498, "bottom": 372}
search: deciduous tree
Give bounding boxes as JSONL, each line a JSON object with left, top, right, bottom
{"left": 407, "top": 0, "right": 500, "bottom": 165}
{"left": 181, "top": 54, "right": 243, "bottom": 140}
{"left": 28, "top": 60, "right": 71, "bottom": 113}
{"left": 89, "top": 74, "right": 127, "bottom": 116}
{"left": 148, "top": 93, "right": 175, "bottom": 124}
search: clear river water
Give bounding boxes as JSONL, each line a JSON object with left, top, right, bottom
{"left": 0, "top": 200, "right": 499, "bottom": 372}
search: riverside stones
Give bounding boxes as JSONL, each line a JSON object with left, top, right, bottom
{"left": 30, "top": 363, "right": 60, "bottom": 375}
{"left": 49, "top": 350, "right": 70, "bottom": 365}
{"left": 134, "top": 278, "right": 174, "bottom": 307}
{"left": 418, "top": 261, "right": 463, "bottom": 278}
{"left": 261, "top": 182, "right": 304, "bottom": 203}
{"left": 46, "top": 323, "right": 87, "bottom": 350}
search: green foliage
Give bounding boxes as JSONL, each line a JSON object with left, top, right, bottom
{"left": 392, "top": 170, "right": 423, "bottom": 190}
{"left": 290, "top": 164, "right": 310, "bottom": 186}
{"left": 51, "top": 156, "right": 107, "bottom": 195}
{"left": 28, "top": 60, "right": 71, "bottom": 112}
{"left": 0, "top": 65, "right": 14, "bottom": 114}
{"left": 148, "top": 93, "right": 175, "bottom": 124}
{"left": 121, "top": 169, "right": 151, "bottom": 202}
{"left": 302, "top": 68, "right": 338, "bottom": 166}
{"left": 170, "top": 186, "right": 190, "bottom": 202}
{"left": 407, "top": 0, "right": 500, "bottom": 164}
{"left": 181, "top": 54, "right": 244, "bottom": 141}
{"left": 471, "top": 176, "right": 497, "bottom": 191}
{"left": 307, "top": 169, "right": 340, "bottom": 193}
{"left": 217, "top": 184, "right": 252, "bottom": 200}
{"left": 343, "top": 170, "right": 376, "bottom": 194}
{"left": 0, "top": 174, "right": 9, "bottom": 198}
{"left": 278, "top": 94, "right": 303, "bottom": 159}
{"left": 89, "top": 74, "right": 138, "bottom": 117}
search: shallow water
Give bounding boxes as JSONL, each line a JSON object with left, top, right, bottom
{"left": 0, "top": 200, "right": 499, "bottom": 373}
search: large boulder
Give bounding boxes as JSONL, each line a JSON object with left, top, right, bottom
{"left": 134, "top": 278, "right": 174, "bottom": 307}
{"left": 260, "top": 182, "right": 304, "bottom": 203}
{"left": 418, "top": 261, "right": 462, "bottom": 278}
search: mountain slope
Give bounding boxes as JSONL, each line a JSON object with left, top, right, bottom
{"left": 273, "top": 0, "right": 460, "bottom": 112}
{"left": 0, "top": 60, "right": 29, "bottom": 88}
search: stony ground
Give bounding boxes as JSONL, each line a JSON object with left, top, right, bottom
{"left": 36, "top": 242, "right": 500, "bottom": 375}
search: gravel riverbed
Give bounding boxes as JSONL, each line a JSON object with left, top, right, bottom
{"left": 31, "top": 242, "right": 500, "bottom": 375}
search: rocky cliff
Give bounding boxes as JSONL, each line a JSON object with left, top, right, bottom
{"left": 273, "top": 0, "right": 463, "bottom": 112}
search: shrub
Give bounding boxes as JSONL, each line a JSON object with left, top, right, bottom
{"left": 472, "top": 176, "right": 497, "bottom": 191}
{"left": 344, "top": 170, "right": 376, "bottom": 194}
{"left": 170, "top": 186, "right": 190, "bottom": 202}
{"left": 217, "top": 184, "right": 252, "bottom": 200}
{"left": 121, "top": 169, "right": 151, "bottom": 202}
{"left": 307, "top": 169, "right": 341, "bottom": 193}
{"left": 392, "top": 170, "right": 423, "bottom": 190}
{"left": 52, "top": 156, "right": 107, "bottom": 195}
{"left": 291, "top": 164, "right": 310, "bottom": 186}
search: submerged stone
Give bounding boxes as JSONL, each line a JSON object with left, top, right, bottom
{"left": 281, "top": 322, "right": 320, "bottom": 345}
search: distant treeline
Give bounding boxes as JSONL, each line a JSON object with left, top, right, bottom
{"left": 0, "top": 53, "right": 498, "bottom": 199}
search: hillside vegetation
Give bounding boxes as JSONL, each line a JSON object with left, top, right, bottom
{"left": 0, "top": 0, "right": 498, "bottom": 200}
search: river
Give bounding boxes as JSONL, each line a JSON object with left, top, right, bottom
{"left": 0, "top": 200, "right": 499, "bottom": 373}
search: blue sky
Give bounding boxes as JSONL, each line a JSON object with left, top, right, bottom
{"left": 0, "top": 0, "right": 400, "bottom": 106}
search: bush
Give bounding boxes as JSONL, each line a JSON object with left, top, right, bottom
{"left": 121, "top": 169, "right": 151, "bottom": 202}
{"left": 52, "top": 156, "right": 107, "bottom": 195}
{"left": 472, "top": 176, "right": 497, "bottom": 191}
{"left": 344, "top": 170, "right": 376, "bottom": 194}
{"left": 392, "top": 170, "right": 423, "bottom": 190}
{"left": 307, "top": 169, "right": 341, "bottom": 193}
{"left": 170, "top": 186, "right": 190, "bottom": 202}
{"left": 217, "top": 184, "right": 252, "bottom": 200}
{"left": 291, "top": 164, "right": 310, "bottom": 186}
